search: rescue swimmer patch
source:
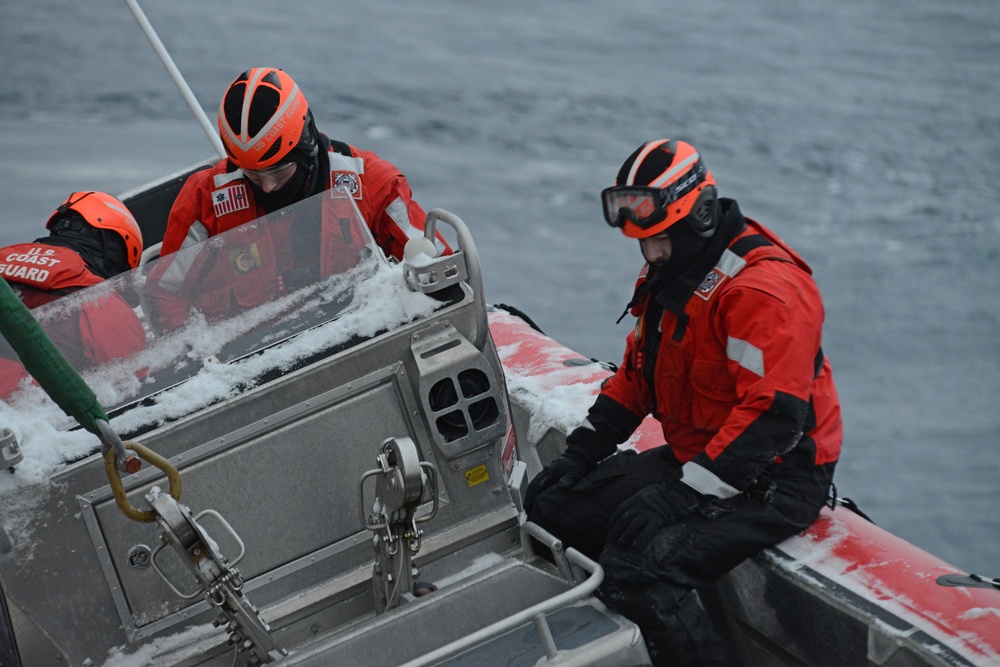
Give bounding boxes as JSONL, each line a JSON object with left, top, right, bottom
{"left": 330, "top": 171, "right": 362, "bottom": 199}
{"left": 695, "top": 268, "right": 727, "bottom": 301}
{"left": 212, "top": 184, "right": 250, "bottom": 218}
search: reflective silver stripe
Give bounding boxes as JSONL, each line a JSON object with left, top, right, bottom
{"left": 386, "top": 196, "right": 414, "bottom": 236}
{"left": 328, "top": 153, "right": 366, "bottom": 174}
{"left": 716, "top": 248, "right": 747, "bottom": 277}
{"left": 625, "top": 139, "right": 669, "bottom": 185}
{"left": 727, "top": 336, "right": 764, "bottom": 376}
{"left": 681, "top": 461, "right": 740, "bottom": 499}
{"left": 213, "top": 170, "right": 245, "bottom": 187}
{"left": 158, "top": 221, "right": 208, "bottom": 291}
{"left": 387, "top": 196, "right": 446, "bottom": 254}
{"left": 102, "top": 200, "right": 142, "bottom": 240}
{"left": 179, "top": 220, "right": 209, "bottom": 250}
{"left": 649, "top": 152, "right": 699, "bottom": 189}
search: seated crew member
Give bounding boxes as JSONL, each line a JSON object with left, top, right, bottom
{"left": 145, "top": 67, "right": 450, "bottom": 332}
{"left": 524, "top": 139, "right": 842, "bottom": 666}
{"left": 0, "top": 191, "right": 147, "bottom": 399}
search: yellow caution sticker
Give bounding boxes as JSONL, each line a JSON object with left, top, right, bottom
{"left": 465, "top": 465, "right": 489, "bottom": 487}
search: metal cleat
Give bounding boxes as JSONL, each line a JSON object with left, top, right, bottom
{"left": 401, "top": 214, "right": 469, "bottom": 295}
{"left": 0, "top": 429, "right": 22, "bottom": 470}
{"left": 359, "top": 437, "right": 440, "bottom": 613}
{"left": 144, "top": 487, "right": 286, "bottom": 664}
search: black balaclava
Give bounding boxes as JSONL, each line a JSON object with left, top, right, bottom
{"left": 245, "top": 112, "right": 334, "bottom": 286}
{"left": 619, "top": 198, "right": 742, "bottom": 324}
{"left": 39, "top": 212, "right": 129, "bottom": 278}
{"left": 641, "top": 192, "right": 720, "bottom": 282}
{"left": 246, "top": 110, "right": 327, "bottom": 213}
{"left": 649, "top": 198, "right": 745, "bottom": 311}
{"left": 648, "top": 219, "right": 713, "bottom": 282}
{"left": 622, "top": 199, "right": 746, "bottom": 392}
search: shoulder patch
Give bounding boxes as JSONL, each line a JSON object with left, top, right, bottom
{"left": 330, "top": 171, "right": 362, "bottom": 199}
{"left": 328, "top": 152, "right": 366, "bottom": 200}
{"left": 695, "top": 267, "right": 727, "bottom": 301}
{"left": 212, "top": 184, "right": 250, "bottom": 217}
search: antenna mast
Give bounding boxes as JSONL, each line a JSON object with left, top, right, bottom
{"left": 123, "top": 0, "right": 227, "bottom": 159}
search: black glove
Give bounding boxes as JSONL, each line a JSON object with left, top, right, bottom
{"left": 523, "top": 426, "right": 615, "bottom": 513}
{"left": 607, "top": 481, "right": 704, "bottom": 551}
{"left": 524, "top": 395, "right": 639, "bottom": 515}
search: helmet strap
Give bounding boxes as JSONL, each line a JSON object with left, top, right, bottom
{"left": 297, "top": 111, "right": 321, "bottom": 158}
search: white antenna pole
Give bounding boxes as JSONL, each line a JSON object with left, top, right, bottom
{"left": 123, "top": 0, "right": 227, "bottom": 159}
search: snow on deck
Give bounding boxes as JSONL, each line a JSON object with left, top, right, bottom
{"left": 0, "top": 262, "right": 440, "bottom": 494}
{"left": 490, "top": 308, "right": 672, "bottom": 450}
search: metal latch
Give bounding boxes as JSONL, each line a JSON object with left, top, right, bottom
{"left": 359, "top": 437, "right": 440, "bottom": 612}
{"left": 145, "top": 487, "right": 286, "bottom": 665}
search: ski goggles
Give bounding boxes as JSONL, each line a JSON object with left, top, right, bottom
{"left": 601, "top": 160, "right": 708, "bottom": 230}
{"left": 601, "top": 186, "right": 670, "bottom": 229}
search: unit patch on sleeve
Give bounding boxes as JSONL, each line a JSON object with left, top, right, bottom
{"left": 212, "top": 184, "right": 250, "bottom": 218}
{"left": 330, "top": 171, "right": 362, "bottom": 199}
{"left": 695, "top": 267, "right": 727, "bottom": 301}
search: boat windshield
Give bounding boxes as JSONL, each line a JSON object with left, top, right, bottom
{"left": 0, "top": 188, "right": 447, "bottom": 435}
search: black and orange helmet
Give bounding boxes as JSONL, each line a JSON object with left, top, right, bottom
{"left": 218, "top": 68, "right": 310, "bottom": 171}
{"left": 602, "top": 139, "right": 718, "bottom": 239}
{"left": 46, "top": 192, "right": 144, "bottom": 269}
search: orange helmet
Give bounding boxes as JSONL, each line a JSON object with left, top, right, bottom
{"left": 218, "top": 68, "right": 310, "bottom": 171}
{"left": 601, "top": 139, "right": 718, "bottom": 239}
{"left": 46, "top": 191, "right": 144, "bottom": 269}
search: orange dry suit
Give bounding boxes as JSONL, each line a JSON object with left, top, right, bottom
{"left": 143, "top": 187, "right": 372, "bottom": 332}
{"left": 160, "top": 139, "right": 450, "bottom": 262}
{"left": 145, "top": 139, "right": 451, "bottom": 332}
{"left": 0, "top": 243, "right": 146, "bottom": 398}
{"left": 600, "top": 209, "right": 842, "bottom": 496}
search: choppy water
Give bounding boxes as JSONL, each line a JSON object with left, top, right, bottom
{"left": 2, "top": 0, "right": 999, "bottom": 574}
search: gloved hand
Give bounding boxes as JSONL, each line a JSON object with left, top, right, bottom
{"left": 523, "top": 425, "right": 615, "bottom": 514}
{"left": 523, "top": 447, "right": 593, "bottom": 513}
{"left": 607, "top": 481, "right": 704, "bottom": 551}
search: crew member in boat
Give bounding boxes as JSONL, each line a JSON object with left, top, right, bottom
{"left": 524, "top": 139, "right": 843, "bottom": 666}
{"left": 144, "top": 67, "right": 450, "bottom": 332}
{"left": 0, "top": 191, "right": 146, "bottom": 398}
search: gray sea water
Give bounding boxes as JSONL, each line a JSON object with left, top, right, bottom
{"left": 2, "top": 0, "right": 999, "bottom": 575}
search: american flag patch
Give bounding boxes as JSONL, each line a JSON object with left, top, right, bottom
{"left": 212, "top": 184, "right": 250, "bottom": 217}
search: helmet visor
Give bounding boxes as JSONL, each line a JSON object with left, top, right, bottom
{"left": 601, "top": 186, "right": 667, "bottom": 230}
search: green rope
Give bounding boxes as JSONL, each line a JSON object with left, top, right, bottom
{"left": 0, "top": 277, "right": 108, "bottom": 434}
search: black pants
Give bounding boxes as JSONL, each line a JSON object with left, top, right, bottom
{"left": 527, "top": 447, "right": 834, "bottom": 667}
